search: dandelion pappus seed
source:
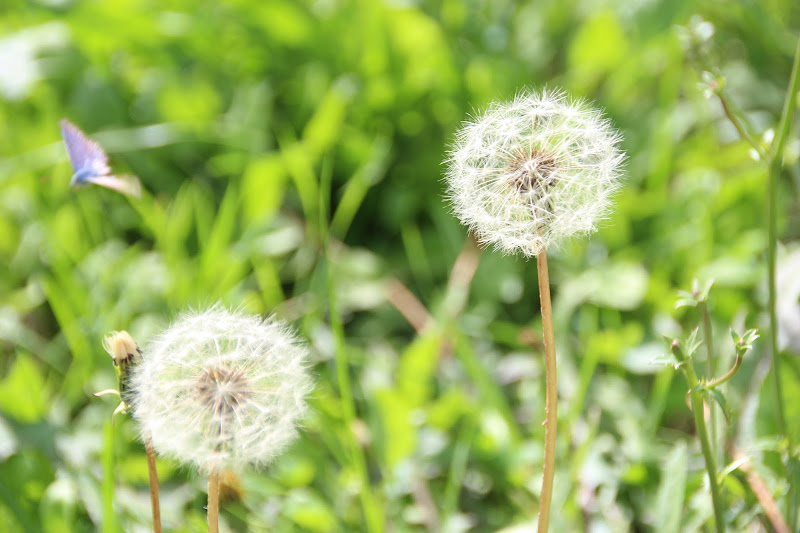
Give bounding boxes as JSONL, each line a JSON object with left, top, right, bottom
{"left": 130, "top": 306, "right": 313, "bottom": 473}
{"left": 195, "top": 365, "right": 251, "bottom": 419}
{"left": 507, "top": 148, "right": 559, "bottom": 195}
{"left": 444, "top": 88, "right": 625, "bottom": 256}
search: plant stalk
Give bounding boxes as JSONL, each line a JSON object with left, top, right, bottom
{"left": 208, "top": 469, "right": 220, "bottom": 533}
{"left": 689, "top": 384, "right": 726, "bottom": 533}
{"left": 767, "top": 34, "right": 800, "bottom": 530}
{"left": 144, "top": 432, "right": 163, "bottom": 533}
{"left": 671, "top": 340, "right": 726, "bottom": 532}
{"left": 536, "top": 249, "right": 557, "bottom": 533}
{"left": 670, "top": 343, "right": 726, "bottom": 533}
{"left": 699, "top": 303, "right": 718, "bottom": 460}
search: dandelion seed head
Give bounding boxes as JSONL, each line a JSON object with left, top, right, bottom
{"left": 445, "top": 88, "right": 625, "bottom": 256}
{"left": 130, "top": 306, "right": 312, "bottom": 473}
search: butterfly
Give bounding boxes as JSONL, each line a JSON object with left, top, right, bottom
{"left": 60, "top": 118, "right": 142, "bottom": 198}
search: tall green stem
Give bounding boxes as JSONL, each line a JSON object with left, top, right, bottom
{"left": 536, "top": 249, "right": 557, "bottom": 533}
{"left": 767, "top": 34, "right": 800, "bottom": 530}
{"left": 699, "top": 303, "right": 717, "bottom": 459}
{"left": 671, "top": 340, "right": 725, "bottom": 532}
{"left": 674, "top": 351, "right": 725, "bottom": 533}
{"left": 689, "top": 384, "right": 725, "bottom": 533}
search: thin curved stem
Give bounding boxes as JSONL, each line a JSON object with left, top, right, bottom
{"left": 207, "top": 469, "right": 220, "bottom": 533}
{"left": 536, "top": 249, "right": 557, "bottom": 533}
{"left": 705, "top": 353, "right": 743, "bottom": 389}
{"left": 716, "top": 93, "right": 765, "bottom": 159}
{"left": 144, "top": 432, "right": 163, "bottom": 533}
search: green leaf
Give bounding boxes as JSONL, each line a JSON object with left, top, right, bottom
{"left": 695, "top": 278, "right": 714, "bottom": 302}
{"left": 650, "top": 354, "right": 683, "bottom": 370}
{"left": 705, "top": 387, "right": 732, "bottom": 423}
{"left": 655, "top": 441, "right": 687, "bottom": 533}
{"left": 242, "top": 154, "right": 287, "bottom": 223}
{"left": 397, "top": 330, "right": 442, "bottom": 408}
{"left": 100, "top": 420, "right": 122, "bottom": 533}
{"left": 284, "top": 488, "right": 337, "bottom": 532}
{"left": 0, "top": 353, "right": 48, "bottom": 423}
{"left": 375, "top": 388, "right": 415, "bottom": 468}
{"left": 330, "top": 135, "right": 391, "bottom": 238}
{"left": 685, "top": 328, "right": 703, "bottom": 359}
{"left": 568, "top": 11, "right": 628, "bottom": 86}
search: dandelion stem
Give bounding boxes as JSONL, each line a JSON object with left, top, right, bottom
{"left": 536, "top": 249, "right": 557, "bottom": 533}
{"left": 207, "top": 469, "right": 220, "bottom": 533}
{"left": 144, "top": 432, "right": 162, "bottom": 533}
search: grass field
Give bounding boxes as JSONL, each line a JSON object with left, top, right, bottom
{"left": 1, "top": 1, "right": 800, "bottom": 532}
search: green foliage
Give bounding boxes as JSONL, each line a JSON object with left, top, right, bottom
{"left": 1, "top": 0, "right": 799, "bottom": 531}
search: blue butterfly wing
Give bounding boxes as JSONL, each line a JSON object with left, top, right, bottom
{"left": 60, "top": 119, "right": 111, "bottom": 176}
{"left": 83, "top": 174, "right": 142, "bottom": 199}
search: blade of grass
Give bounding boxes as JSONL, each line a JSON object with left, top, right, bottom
{"left": 655, "top": 441, "right": 688, "bottom": 533}
{"left": 330, "top": 136, "right": 390, "bottom": 238}
{"left": 324, "top": 253, "right": 385, "bottom": 533}
{"left": 101, "top": 419, "right": 121, "bottom": 533}
{"left": 442, "top": 416, "right": 477, "bottom": 519}
{"left": 452, "top": 332, "right": 522, "bottom": 445}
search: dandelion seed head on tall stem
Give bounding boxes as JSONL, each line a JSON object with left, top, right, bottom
{"left": 445, "top": 88, "right": 625, "bottom": 256}
{"left": 130, "top": 306, "right": 313, "bottom": 473}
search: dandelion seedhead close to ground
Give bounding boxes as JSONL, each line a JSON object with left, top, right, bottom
{"left": 130, "top": 306, "right": 312, "bottom": 473}
{"left": 445, "top": 88, "right": 625, "bottom": 256}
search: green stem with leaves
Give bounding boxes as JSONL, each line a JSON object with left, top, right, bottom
{"left": 689, "top": 385, "right": 725, "bottom": 533}
{"left": 714, "top": 36, "right": 800, "bottom": 529}
{"left": 672, "top": 341, "right": 725, "bottom": 533}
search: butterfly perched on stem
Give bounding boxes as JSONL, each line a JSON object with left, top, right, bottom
{"left": 60, "top": 119, "right": 142, "bottom": 198}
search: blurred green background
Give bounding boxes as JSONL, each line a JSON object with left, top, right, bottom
{"left": 1, "top": 0, "right": 800, "bottom": 531}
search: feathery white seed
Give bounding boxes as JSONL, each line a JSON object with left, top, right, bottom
{"left": 130, "top": 306, "right": 312, "bottom": 473}
{"left": 445, "top": 88, "right": 625, "bottom": 256}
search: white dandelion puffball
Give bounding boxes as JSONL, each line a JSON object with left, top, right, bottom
{"left": 131, "top": 306, "right": 312, "bottom": 473}
{"left": 445, "top": 88, "right": 625, "bottom": 256}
